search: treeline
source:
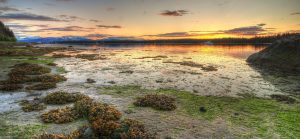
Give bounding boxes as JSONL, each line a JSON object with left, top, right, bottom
{"left": 0, "top": 21, "right": 16, "bottom": 42}
{"left": 59, "top": 33, "right": 300, "bottom": 45}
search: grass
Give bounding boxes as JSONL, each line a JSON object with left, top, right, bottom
{"left": 99, "top": 85, "right": 300, "bottom": 139}
{"left": 0, "top": 120, "right": 47, "bottom": 139}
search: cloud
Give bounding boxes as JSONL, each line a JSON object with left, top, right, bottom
{"left": 257, "top": 23, "right": 266, "bottom": 26}
{"left": 224, "top": 26, "right": 266, "bottom": 35}
{"left": 160, "top": 10, "right": 189, "bottom": 16}
{"left": 55, "top": 0, "right": 76, "bottom": 2}
{"left": 97, "top": 25, "right": 122, "bottom": 29}
{"left": 90, "top": 19, "right": 101, "bottom": 23}
{"left": 0, "top": 6, "right": 20, "bottom": 12}
{"left": 39, "top": 26, "right": 94, "bottom": 32}
{"left": 85, "top": 34, "right": 111, "bottom": 39}
{"left": 0, "top": 13, "right": 61, "bottom": 21}
{"left": 146, "top": 32, "right": 198, "bottom": 37}
{"left": 290, "top": 12, "right": 300, "bottom": 15}
{"left": 106, "top": 7, "right": 115, "bottom": 12}
{"left": 0, "top": 0, "right": 8, "bottom": 3}
{"left": 59, "top": 14, "right": 82, "bottom": 21}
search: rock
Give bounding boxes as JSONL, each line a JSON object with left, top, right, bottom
{"left": 82, "top": 127, "right": 94, "bottom": 138}
{"left": 86, "top": 78, "right": 96, "bottom": 83}
{"left": 247, "top": 36, "right": 300, "bottom": 72}
{"left": 199, "top": 106, "right": 207, "bottom": 112}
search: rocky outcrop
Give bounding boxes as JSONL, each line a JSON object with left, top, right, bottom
{"left": 247, "top": 36, "right": 300, "bottom": 72}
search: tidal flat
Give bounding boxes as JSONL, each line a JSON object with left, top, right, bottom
{"left": 0, "top": 44, "right": 299, "bottom": 139}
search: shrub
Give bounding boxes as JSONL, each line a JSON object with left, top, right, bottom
{"left": 41, "top": 107, "right": 79, "bottom": 124}
{"left": 134, "top": 94, "right": 176, "bottom": 111}
{"left": 26, "top": 82, "right": 56, "bottom": 90}
{"left": 73, "top": 96, "right": 93, "bottom": 117}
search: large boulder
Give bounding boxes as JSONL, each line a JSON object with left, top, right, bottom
{"left": 247, "top": 36, "right": 300, "bottom": 72}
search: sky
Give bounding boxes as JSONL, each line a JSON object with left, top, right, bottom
{"left": 0, "top": 0, "right": 299, "bottom": 40}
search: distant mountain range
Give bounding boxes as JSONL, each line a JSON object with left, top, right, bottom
{"left": 18, "top": 36, "right": 91, "bottom": 43}
{"left": 17, "top": 33, "right": 300, "bottom": 44}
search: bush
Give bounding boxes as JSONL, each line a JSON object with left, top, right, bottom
{"left": 134, "top": 94, "right": 176, "bottom": 111}
{"left": 41, "top": 107, "right": 79, "bottom": 124}
{"left": 112, "top": 119, "right": 150, "bottom": 139}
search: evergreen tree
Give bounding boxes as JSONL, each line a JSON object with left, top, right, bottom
{"left": 0, "top": 21, "right": 16, "bottom": 42}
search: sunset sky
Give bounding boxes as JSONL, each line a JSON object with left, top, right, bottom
{"left": 0, "top": 0, "right": 299, "bottom": 40}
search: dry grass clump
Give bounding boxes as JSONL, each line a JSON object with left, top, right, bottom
{"left": 32, "top": 126, "right": 88, "bottom": 139}
{"left": 26, "top": 82, "right": 56, "bottom": 90}
{"left": 270, "top": 94, "right": 296, "bottom": 104}
{"left": 41, "top": 107, "right": 79, "bottom": 124}
{"left": 134, "top": 94, "right": 176, "bottom": 111}
{"left": 0, "top": 84, "right": 23, "bottom": 91}
{"left": 19, "top": 98, "right": 46, "bottom": 112}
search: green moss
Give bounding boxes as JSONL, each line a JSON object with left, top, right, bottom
{"left": 0, "top": 120, "right": 47, "bottom": 139}
{"left": 99, "top": 85, "right": 300, "bottom": 138}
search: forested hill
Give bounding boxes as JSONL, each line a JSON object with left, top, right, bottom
{"left": 0, "top": 21, "right": 16, "bottom": 42}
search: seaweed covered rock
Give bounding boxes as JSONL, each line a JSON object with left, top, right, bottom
{"left": 32, "top": 126, "right": 88, "bottom": 139}
{"left": 0, "top": 84, "right": 23, "bottom": 91}
{"left": 28, "top": 74, "right": 67, "bottom": 83}
{"left": 26, "top": 82, "right": 56, "bottom": 90}
{"left": 134, "top": 94, "right": 176, "bottom": 111}
{"left": 41, "top": 107, "right": 79, "bottom": 124}
{"left": 74, "top": 96, "right": 94, "bottom": 117}
{"left": 270, "top": 94, "right": 296, "bottom": 104}
{"left": 19, "top": 98, "right": 46, "bottom": 112}
{"left": 89, "top": 103, "right": 122, "bottom": 137}
{"left": 9, "top": 63, "right": 51, "bottom": 75}
{"left": 247, "top": 36, "right": 300, "bottom": 72}
{"left": 112, "top": 119, "right": 154, "bottom": 139}
{"left": 52, "top": 53, "right": 72, "bottom": 58}
{"left": 44, "top": 91, "right": 79, "bottom": 105}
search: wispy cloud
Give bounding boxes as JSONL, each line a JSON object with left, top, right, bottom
{"left": 59, "top": 14, "right": 82, "bottom": 21}
{"left": 0, "top": 6, "right": 20, "bottom": 12}
{"left": 0, "top": 0, "right": 8, "bottom": 3}
{"left": 160, "top": 10, "right": 189, "bottom": 16}
{"left": 97, "top": 25, "right": 122, "bottom": 29}
{"left": 290, "top": 12, "right": 300, "bottom": 15}
{"left": 146, "top": 32, "right": 198, "bottom": 37}
{"left": 39, "top": 26, "right": 94, "bottom": 32}
{"left": 0, "top": 13, "right": 61, "bottom": 21}
{"left": 90, "top": 19, "right": 101, "bottom": 23}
